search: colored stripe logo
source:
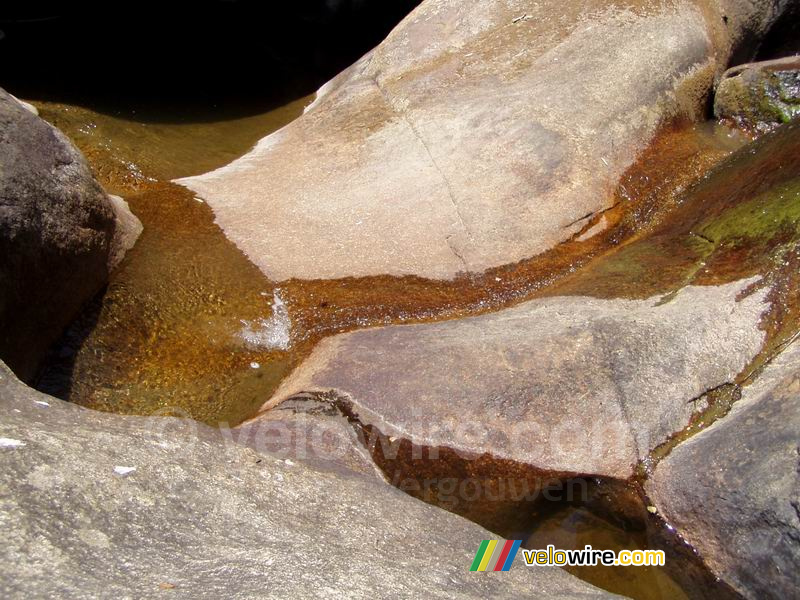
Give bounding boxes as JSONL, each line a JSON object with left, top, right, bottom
{"left": 470, "top": 540, "right": 522, "bottom": 571}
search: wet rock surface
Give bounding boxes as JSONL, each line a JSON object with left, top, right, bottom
{"left": 647, "top": 341, "right": 800, "bottom": 600}
{"left": 0, "top": 361, "right": 619, "bottom": 599}
{"left": 0, "top": 88, "right": 141, "bottom": 382}
{"left": 178, "top": 0, "right": 788, "bottom": 281}
{"left": 261, "top": 280, "right": 768, "bottom": 480}
{"left": 714, "top": 57, "right": 800, "bottom": 131}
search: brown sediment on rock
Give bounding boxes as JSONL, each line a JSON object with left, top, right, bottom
{"left": 279, "top": 119, "right": 742, "bottom": 347}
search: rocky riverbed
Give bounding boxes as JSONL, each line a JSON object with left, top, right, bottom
{"left": 1, "top": 0, "right": 799, "bottom": 598}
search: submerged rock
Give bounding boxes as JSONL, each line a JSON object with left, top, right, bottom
{"left": 714, "top": 56, "right": 800, "bottom": 131}
{"left": 0, "top": 361, "right": 618, "bottom": 599}
{"left": 178, "top": 0, "right": 788, "bottom": 281}
{"left": 646, "top": 341, "right": 800, "bottom": 600}
{"left": 0, "top": 88, "right": 142, "bottom": 382}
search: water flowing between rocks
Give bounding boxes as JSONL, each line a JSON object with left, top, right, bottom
{"left": 23, "top": 91, "right": 799, "bottom": 600}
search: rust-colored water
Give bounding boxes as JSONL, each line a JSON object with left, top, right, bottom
{"left": 34, "top": 99, "right": 311, "bottom": 425}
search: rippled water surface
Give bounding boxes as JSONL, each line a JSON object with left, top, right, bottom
{"left": 35, "top": 98, "right": 311, "bottom": 425}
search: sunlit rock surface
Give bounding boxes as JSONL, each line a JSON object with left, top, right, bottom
{"left": 258, "top": 279, "right": 768, "bottom": 479}
{"left": 647, "top": 341, "right": 800, "bottom": 600}
{"left": 0, "top": 362, "right": 619, "bottom": 599}
{"left": 178, "top": 0, "right": 789, "bottom": 280}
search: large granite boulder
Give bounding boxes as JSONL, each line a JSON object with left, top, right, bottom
{"left": 251, "top": 118, "right": 800, "bottom": 482}
{"left": 178, "top": 0, "right": 789, "bottom": 281}
{"left": 0, "top": 88, "right": 142, "bottom": 382}
{"left": 0, "top": 361, "right": 618, "bottom": 599}
{"left": 257, "top": 279, "right": 768, "bottom": 480}
{"left": 646, "top": 341, "right": 800, "bottom": 600}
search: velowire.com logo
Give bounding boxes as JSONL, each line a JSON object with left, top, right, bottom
{"left": 471, "top": 540, "right": 667, "bottom": 571}
{"left": 470, "top": 540, "right": 523, "bottom": 571}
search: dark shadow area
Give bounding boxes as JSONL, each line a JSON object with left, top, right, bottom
{"left": 35, "top": 286, "right": 105, "bottom": 400}
{"left": 755, "top": 3, "right": 800, "bottom": 61}
{"left": 0, "top": 0, "right": 421, "bottom": 122}
{"left": 723, "top": 2, "right": 799, "bottom": 70}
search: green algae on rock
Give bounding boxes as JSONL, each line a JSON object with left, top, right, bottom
{"left": 714, "top": 57, "right": 800, "bottom": 132}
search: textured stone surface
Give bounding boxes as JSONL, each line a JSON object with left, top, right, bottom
{"left": 714, "top": 56, "right": 800, "bottom": 131}
{"left": 647, "top": 341, "right": 800, "bottom": 600}
{"left": 106, "top": 194, "right": 144, "bottom": 270}
{"left": 178, "top": 0, "right": 788, "bottom": 281}
{"left": 259, "top": 279, "right": 769, "bottom": 479}
{"left": 0, "top": 361, "right": 618, "bottom": 599}
{"left": 0, "top": 88, "right": 142, "bottom": 382}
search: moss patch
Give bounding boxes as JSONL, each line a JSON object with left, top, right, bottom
{"left": 699, "top": 178, "right": 800, "bottom": 243}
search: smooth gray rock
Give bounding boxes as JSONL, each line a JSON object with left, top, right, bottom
{"left": 259, "top": 279, "right": 769, "bottom": 480}
{"left": 647, "top": 341, "right": 800, "bottom": 600}
{"left": 178, "top": 0, "right": 789, "bottom": 281}
{"left": 0, "top": 88, "right": 142, "bottom": 382}
{"left": 0, "top": 362, "right": 619, "bottom": 599}
{"left": 7, "top": 93, "right": 38, "bottom": 116}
